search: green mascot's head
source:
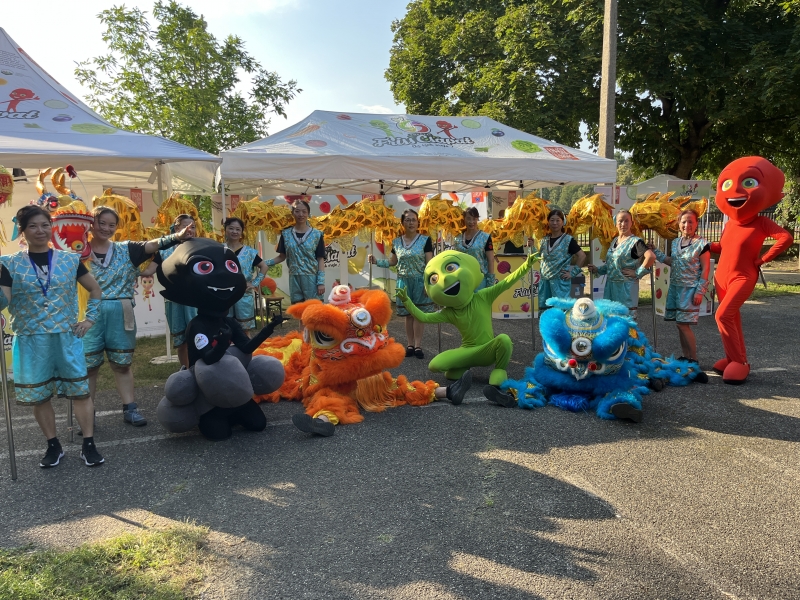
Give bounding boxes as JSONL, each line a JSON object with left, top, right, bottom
{"left": 424, "top": 250, "right": 482, "bottom": 308}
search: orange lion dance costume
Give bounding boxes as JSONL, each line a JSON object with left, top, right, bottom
{"left": 711, "top": 157, "right": 793, "bottom": 384}
{"left": 254, "top": 285, "right": 445, "bottom": 436}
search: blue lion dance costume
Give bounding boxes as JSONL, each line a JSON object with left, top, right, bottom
{"left": 485, "top": 297, "right": 702, "bottom": 422}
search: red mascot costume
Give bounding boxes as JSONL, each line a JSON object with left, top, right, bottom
{"left": 712, "top": 156, "right": 793, "bottom": 384}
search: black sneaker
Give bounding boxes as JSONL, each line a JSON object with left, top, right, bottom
{"left": 483, "top": 385, "right": 517, "bottom": 408}
{"left": 80, "top": 442, "right": 105, "bottom": 467}
{"left": 39, "top": 445, "right": 64, "bottom": 468}
{"left": 445, "top": 370, "right": 472, "bottom": 405}
{"left": 292, "top": 413, "right": 335, "bottom": 437}
{"left": 610, "top": 403, "right": 643, "bottom": 423}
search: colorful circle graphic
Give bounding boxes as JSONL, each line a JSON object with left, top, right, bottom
{"left": 306, "top": 140, "right": 327, "bottom": 148}
{"left": 461, "top": 119, "right": 481, "bottom": 129}
{"left": 511, "top": 140, "right": 541, "bottom": 153}
{"left": 44, "top": 99, "right": 69, "bottom": 109}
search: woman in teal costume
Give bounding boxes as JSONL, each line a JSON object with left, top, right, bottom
{"left": 587, "top": 210, "right": 656, "bottom": 318}
{"left": 223, "top": 217, "right": 270, "bottom": 337}
{"left": 647, "top": 209, "right": 710, "bottom": 382}
{"left": 452, "top": 206, "right": 496, "bottom": 290}
{"left": 369, "top": 209, "right": 434, "bottom": 359}
{"left": 84, "top": 207, "right": 193, "bottom": 428}
{"left": 538, "top": 209, "right": 586, "bottom": 306}
{"left": 265, "top": 200, "right": 326, "bottom": 303}
{"left": 0, "top": 206, "right": 103, "bottom": 468}
{"left": 143, "top": 214, "right": 198, "bottom": 368}
{"left": 398, "top": 250, "right": 537, "bottom": 396}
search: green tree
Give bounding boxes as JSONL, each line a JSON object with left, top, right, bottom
{"left": 75, "top": 1, "right": 300, "bottom": 156}
{"left": 387, "top": 0, "right": 800, "bottom": 181}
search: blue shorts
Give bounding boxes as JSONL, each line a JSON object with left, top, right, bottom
{"left": 538, "top": 276, "right": 571, "bottom": 305}
{"left": 229, "top": 291, "right": 256, "bottom": 330}
{"left": 165, "top": 300, "right": 197, "bottom": 347}
{"left": 665, "top": 284, "right": 700, "bottom": 324}
{"left": 288, "top": 275, "right": 322, "bottom": 304}
{"left": 83, "top": 299, "right": 137, "bottom": 368}
{"left": 396, "top": 274, "right": 435, "bottom": 317}
{"left": 13, "top": 333, "right": 89, "bottom": 405}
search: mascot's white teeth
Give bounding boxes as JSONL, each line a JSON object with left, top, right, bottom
{"left": 444, "top": 281, "right": 461, "bottom": 296}
{"left": 208, "top": 286, "right": 235, "bottom": 292}
{"left": 727, "top": 197, "right": 747, "bottom": 207}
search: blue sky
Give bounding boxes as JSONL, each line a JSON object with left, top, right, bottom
{"left": 3, "top": 0, "right": 409, "bottom": 134}
{"left": 3, "top": 0, "right": 593, "bottom": 150}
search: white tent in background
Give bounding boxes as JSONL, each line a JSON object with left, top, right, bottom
{"left": 0, "top": 27, "right": 219, "bottom": 194}
{"left": 220, "top": 110, "right": 616, "bottom": 196}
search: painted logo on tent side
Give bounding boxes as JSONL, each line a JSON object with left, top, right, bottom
{"left": 542, "top": 146, "right": 578, "bottom": 160}
{"left": 372, "top": 132, "right": 474, "bottom": 148}
{"left": 0, "top": 87, "right": 40, "bottom": 119}
{"left": 511, "top": 140, "right": 541, "bottom": 153}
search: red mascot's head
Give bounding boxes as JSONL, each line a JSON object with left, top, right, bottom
{"left": 716, "top": 156, "right": 785, "bottom": 223}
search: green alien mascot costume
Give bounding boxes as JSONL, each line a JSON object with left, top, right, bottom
{"left": 397, "top": 250, "right": 537, "bottom": 396}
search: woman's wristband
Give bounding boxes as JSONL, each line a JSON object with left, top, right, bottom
{"left": 376, "top": 258, "right": 390, "bottom": 269}
{"left": 635, "top": 265, "right": 650, "bottom": 279}
{"left": 315, "top": 271, "right": 325, "bottom": 286}
{"left": 84, "top": 298, "right": 101, "bottom": 323}
{"left": 695, "top": 279, "right": 709, "bottom": 296}
{"left": 264, "top": 258, "right": 276, "bottom": 267}
{"left": 158, "top": 233, "right": 180, "bottom": 250}
{"left": 570, "top": 266, "right": 582, "bottom": 277}
{"left": 653, "top": 248, "right": 667, "bottom": 263}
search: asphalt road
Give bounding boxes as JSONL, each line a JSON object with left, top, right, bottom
{"left": 1, "top": 294, "right": 798, "bottom": 599}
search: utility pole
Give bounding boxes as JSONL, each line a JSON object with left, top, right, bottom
{"left": 598, "top": 0, "right": 618, "bottom": 160}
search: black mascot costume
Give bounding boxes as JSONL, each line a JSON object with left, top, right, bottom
{"left": 155, "top": 238, "right": 285, "bottom": 440}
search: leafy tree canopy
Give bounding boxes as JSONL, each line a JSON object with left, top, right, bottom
{"left": 387, "top": 0, "right": 800, "bottom": 180}
{"left": 76, "top": 1, "right": 300, "bottom": 155}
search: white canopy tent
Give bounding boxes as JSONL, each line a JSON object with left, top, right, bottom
{"left": 0, "top": 28, "right": 220, "bottom": 195}
{"left": 220, "top": 110, "right": 616, "bottom": 196}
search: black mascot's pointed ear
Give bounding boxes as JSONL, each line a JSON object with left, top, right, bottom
{"left": 157, "top": 238, "right": 247, "bottom": 313}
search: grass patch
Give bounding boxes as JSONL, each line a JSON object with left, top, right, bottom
{"left": 636, "top": 281, "right": 800, "bottom": 306}
{"left": 0, "top": 522, "right": 210, "bottom": 600}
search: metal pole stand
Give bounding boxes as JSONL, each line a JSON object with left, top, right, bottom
{"left": 1, "top": 323, "right": 17, "bottom": 480}
{"left": 648, "top": 232, "right": 658, "bottom": 351}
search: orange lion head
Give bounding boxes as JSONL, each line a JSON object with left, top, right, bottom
{"left": 288, "top": 285, "right": 405, "bottom": 386}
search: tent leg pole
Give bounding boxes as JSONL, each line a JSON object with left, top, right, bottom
{"left": 527, "top": 237, "right": 536, "bottom": 353}
{"left": 588, "top": 226, "right": 594, "bottom": 300}
{"left": 156, "top": 161, "right": 164, "bottom": 207}
{"left": 369, "top": 231, "right": 374, "bottom": 290}
{"left": 648, "top": 232, "right": 657, "bottom": 351}
{"left": 68, "top": 399, "right": 74, "bottom": 443}
{"left": 1, "top": 324, "right": 17, "bottom": 481}
{"left": 220, "top": 175, "right": 227, "bottom": 221}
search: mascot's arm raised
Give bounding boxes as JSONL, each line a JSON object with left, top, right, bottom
{"left": 234, "top": 314, "right": 286, "bottom": 354}
{"left": 396, "top": 288, "right": 450, "bottom": 324}
{"left": 756, "top": 219, "right": 793, "bottom": 266}
{"left": 482, "top": 253, "right": 537, "bottom": 303}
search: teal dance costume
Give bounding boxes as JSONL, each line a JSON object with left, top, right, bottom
{"left": 0, "top": 249, "right": 100, "bottom": 405}
{"left": 377, "top": 234, "right": 435, "bottom": 316}
{"left": 653, "top": 236, "right": 710, "bottom": 324}
{"left": 538, "top": 233, "right": 582, "bottom": 305}
{"left": 155, "top": 244, "right": 197, "bottom": 347}
{"left": 453, "top": 230, "right": 495, "bottom": 290}
{"left": 83, "top": 237, "right": 179, "bottom": 368}
{"left": 596, "top": 236, "right": 649, "bottom": 310}
{"left": 277, "top": 227, "right": 325, "bottom": 303}
{"left": 228, "top": 244, "right": 264, "bottom": 330}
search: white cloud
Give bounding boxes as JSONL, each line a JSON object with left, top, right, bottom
{"left": 356, "top": 104, "right": 395, "bottom": 114}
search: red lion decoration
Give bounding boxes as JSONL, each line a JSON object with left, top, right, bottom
{"left": 711, "top": 156, "right": 793, "bottom": 384}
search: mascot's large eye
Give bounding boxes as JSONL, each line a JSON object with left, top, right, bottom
{"left": 742, "top": 177, "right": 759, "bottom": 189}
{"left": 445, "top": 262, "right": 459, "bottom": 273}
{"left": 721, "top": 179, "right": 733, "bottom": 191}
{"left": 192, "top": 261, "right": 214, "bottom": 275}
{"left": 311, "top": 330, "right": 337, "bottom": 349}
{"left": 571, "top": 337, "right": 592, "bottom": 357}
{"left": 350, "top": 308, "right": 372, "bottom": 328}
{"left": 225, "top": 260, "right": 239, "bottom": 273}
{"left": 71, "top": 240, "right": 84, "bottom": 251}
{"left": 429, "top": 273, "right": 439, "bottom": 285}
{"left": 607, "top": 343, "right": 626, "bottom": 361}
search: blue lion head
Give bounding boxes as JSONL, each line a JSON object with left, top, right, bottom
{"left": 540, "top": 298, "right": 632, "bottom": 381}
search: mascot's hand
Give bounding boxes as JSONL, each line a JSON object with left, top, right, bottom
{"left": 214, "top": 324, "right": 233, "bottom": 346}
{"left": 525, "top": 252, "right": 539, "bottom": 267}
{"left": 270, "top": 313, "right": 286, "bottom": 326}
{"left": 396, "top": 287, "right": 408, "bottom": 303}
